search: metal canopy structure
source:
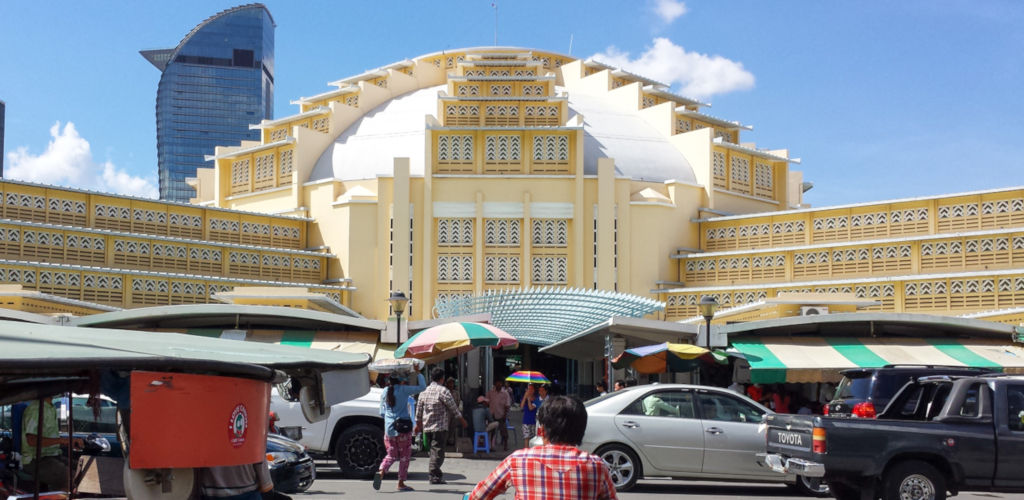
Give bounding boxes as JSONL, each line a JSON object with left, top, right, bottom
{"left": 70, "top": 304, "right": 384, "bottom": 332}
{"left": 720, "top": 312, "right": 1024, "bottom": 340}
{"left": 540, "top": 316, "right": 698, "bottom": 360}
{"left": 433, "top": 287, "right": 665, "bottom": 346}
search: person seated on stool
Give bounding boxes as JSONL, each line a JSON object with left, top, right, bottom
{"left": 485, "top": 381, "right": 511, "bottom": 451}
{"left": 471, "top": 396, "right": 498, "bottom": 449}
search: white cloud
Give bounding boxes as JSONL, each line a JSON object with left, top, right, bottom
{"left": 6, "top": 121, "right": 158, "bottom": 198}
{"left": 653, "top": 0, "right": 687, "bottom": 23}
{"left": 592, "top": 38, "right": 755, "bottom": 100}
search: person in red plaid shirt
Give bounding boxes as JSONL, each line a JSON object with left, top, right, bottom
{"left": 468, "top": 395, "right": 618, "bottom": 500}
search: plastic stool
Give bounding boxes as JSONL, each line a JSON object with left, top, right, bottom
{"left": 506, "top": 417, "right": 519, "bottom": 447}
{"left": 472, "top": 431, "right": 490, "bottom": 454}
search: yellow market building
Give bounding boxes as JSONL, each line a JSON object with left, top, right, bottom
{"left": 194, "top": 47, "right": 803, "bottom": 324}
{"left": 192, "top": 47, "right": 1024, "bottom": 329}
{"left": 0, "top": 46, "right": 1022, "bottom": 381}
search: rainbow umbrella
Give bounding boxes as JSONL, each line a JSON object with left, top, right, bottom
{"left": 395, "top": 322, "right": 518, "bottom": 360}
{"left": 612, "top": 342, "right": 730, "bottom": 374}
{"left": 506, "top": 371, "right": 550, "bottom": 384}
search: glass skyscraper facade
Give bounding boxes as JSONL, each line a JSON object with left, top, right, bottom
{"left": 142, "top": 4, "right": 274, "bottom": 202}
{"left": 0, "top": 99, "right": 5, "bottom": 177}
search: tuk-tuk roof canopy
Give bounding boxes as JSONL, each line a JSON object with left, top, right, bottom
{"left": 0, "top": 320, "right": 371, "bottom": 377}
{"left": 70, "top": 303, "right": 384, "bottom": 332}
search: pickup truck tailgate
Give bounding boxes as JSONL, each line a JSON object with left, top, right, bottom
{"left": 765, "top": 414, "right": 817, "bottom": 457}
{"left": 759, "top": 413, "right": 825, "bottom": 478}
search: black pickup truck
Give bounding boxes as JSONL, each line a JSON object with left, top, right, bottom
{"left": 758, "top": 374, "right": 1024, "bottom": 500}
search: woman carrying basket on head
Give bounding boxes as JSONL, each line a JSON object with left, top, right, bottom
{"left": 375, "top": 370, "right": 426, "bottom": 492}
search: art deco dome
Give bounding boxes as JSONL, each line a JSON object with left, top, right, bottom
{"left": 308, "top": 48, "right": 695, "bottom": 184}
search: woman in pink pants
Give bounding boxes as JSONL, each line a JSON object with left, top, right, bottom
{"left": 375, "top": 372, "right": 426, "bottom": 491}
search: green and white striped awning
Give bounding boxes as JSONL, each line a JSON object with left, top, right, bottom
{"left": 183, "top": 329, "right": 393, "bottom": 360}
{"left": 732, "top": 337, "right": 1024, "bottom": 384}
{"left": 433, "top": 287, "right": 664, "bottom": 347}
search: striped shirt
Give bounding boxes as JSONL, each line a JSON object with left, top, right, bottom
{"left": 469, "top": 444, "right": 618, "bottom": 500}
{"left": 415, "top": 381, "right": 461, "bottom": 432}
{"left": 199, "top": 462, "right": 273, "bottom": 498}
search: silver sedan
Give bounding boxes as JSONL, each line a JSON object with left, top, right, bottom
{"left": 579, "top": 384, "right": 827, "bottom": 496}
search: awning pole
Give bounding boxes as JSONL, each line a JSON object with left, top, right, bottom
{"left": 604, "top": 334, "right": 613, "bottom": 392}
{"left": 67, "top": 392, "right": 74, "bottom": 498}
{"left": 33, "top": 397, "right": 42, "bottom": 500}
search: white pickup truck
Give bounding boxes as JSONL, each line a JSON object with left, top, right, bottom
{"left": 271, "top": 387, "right": 385, "bottom": 477}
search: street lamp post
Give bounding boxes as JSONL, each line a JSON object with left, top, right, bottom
{"left": 697, "top": 296, "right": 719, "bottom": 385}
{"left": 388, "top": 291, "right": 409, "bottom": 341}
{"left": 698, "top": 295, "right": 719, "bottom": 350}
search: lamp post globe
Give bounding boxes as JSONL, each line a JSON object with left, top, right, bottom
{"left": 698, "top": 295, "right": 719, "bottom": 350}
{"left": 388, "top": 291, "right": 409, "bottom": 340}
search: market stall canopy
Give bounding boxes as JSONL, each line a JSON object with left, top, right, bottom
{"left": 70, "top": 303, "right": 384, "bottom": 332}
{"left": 540, "top": 316, "right": 697, "bottom": 360}
{"left": 395, "top": 321, "right": 518, "bottom": 361}
{"left": 191, "top": 329, "right": 389, "bottom": 360}
{"left": 718, "top": 312, "right": 1023, "bottom": 340}
{"left": 0, "top": 307, "right": 57, "bottom": 325}
{"left": 612, "top": 342, "right": 732, "bottom": 374}
{"left": 732, "top": 336, "right": 1024, "bottom": 384}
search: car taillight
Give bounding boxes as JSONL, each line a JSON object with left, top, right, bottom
{"left": 823, "top": 404, "right": 829, "bottom": 415}
{"left": 852, "top": 402, "right": 876, "bottom": 418}
{"left": 812, "top": 427, "right": 826, "bottom": 454}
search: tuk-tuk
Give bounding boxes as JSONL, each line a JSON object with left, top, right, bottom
{"left": 0, "top": 321, "right": 370, "bottom": 499}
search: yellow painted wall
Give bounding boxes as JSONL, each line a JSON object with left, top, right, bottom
{"left": 713, "top": 190, "right": 784, "bottom": 215}
{"left": 173, "top": 46, "right": 1024, "bottom": 331}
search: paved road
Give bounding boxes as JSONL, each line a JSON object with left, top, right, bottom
{"left": 296, "top": 457, "right": 1021, "bottom": 499}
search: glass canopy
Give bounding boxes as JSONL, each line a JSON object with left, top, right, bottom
{"left": 434, "top": 287, "right": 665, "bottom": 346}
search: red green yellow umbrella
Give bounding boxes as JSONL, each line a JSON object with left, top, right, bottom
{"left": 612, "top": 342, "right": 729, "bottom": 374}
{"left": 505, "top": 371, "right": 550, "bottom": 384}
{"left": 395, "top": 321, "right": 518, "bottom": 360}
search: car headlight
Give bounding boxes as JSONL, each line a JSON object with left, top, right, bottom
{"left": 266, "top": 451, "right": 298, "bottom": 467}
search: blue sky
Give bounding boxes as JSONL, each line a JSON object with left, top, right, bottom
{"left": 1, "top": 1, "right": 1021, "bottom": 206}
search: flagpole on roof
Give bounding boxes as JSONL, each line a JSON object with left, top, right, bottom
{"left": 493, "top": 2, "right": 498, "bottom": 46}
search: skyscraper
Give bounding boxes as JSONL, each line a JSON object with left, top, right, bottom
{"left": 0, "top": 99, "right": 5, "bottom": 177}
{"left": 142, "top": 4, "right": 274, "bottom": 202}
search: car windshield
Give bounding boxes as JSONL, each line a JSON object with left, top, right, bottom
{"left": 50, "top": 395, "right": 119, "bottom": 433}
{"left": 836, "top": 374, "right": 873, "bottom": 400}
{"left": 836, "top": 372, "right": 919, "bottom": 404}
{"left": 585, "top": 391, "right": 621, "bottom": 407}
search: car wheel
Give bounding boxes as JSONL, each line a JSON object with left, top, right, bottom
{"left": 789, "top": 475, "right": 830, "bottom": 497}
{"left": 596, "top": 444, "right": 640, "bottom": 492}
{"left": 334, "top": 423, "right": 385, "bottom": 478}
{"left": 883, "top": 460, "right": 946, "bottom": 500}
